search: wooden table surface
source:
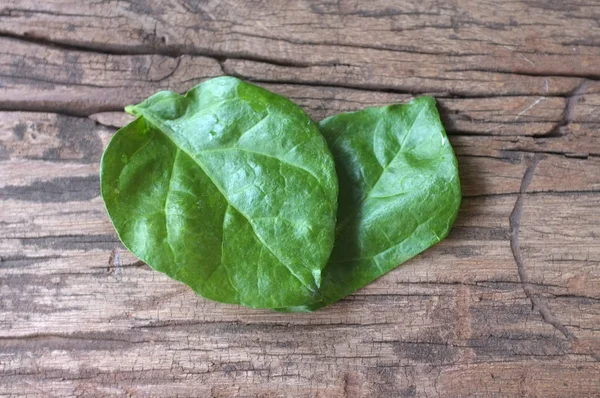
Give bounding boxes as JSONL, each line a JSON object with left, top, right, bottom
{"left": 1, "top": 1, "right": 600, "bottom": 397}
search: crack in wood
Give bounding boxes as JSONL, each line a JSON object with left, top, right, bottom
{"left": 509, "top": 153, "right": 575, "bottom": 340}
{"left": 451, "top": 68, "right": 600, "bottom": 82}
{"left": 0, "top": 31, "right": 312, "bottom": 69}
{"left": 107, "top": 248, "right": 120, "bottom": 276}
{"left": 548, "top": 80, "right": 590, "bottom": 137}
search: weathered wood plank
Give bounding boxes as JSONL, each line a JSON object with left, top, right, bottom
{"left": 2, "top": 38, "right": 599, "bottom": 161}
{"left": 0, "top": 35, "right": 587, "bottom": 113}
{"left": 0, "top": 38, "right": 223, "bottom": 114}
{"left": 2, "top": 0, "right": 600, "bottom": 79}
{"left": 1, "top": 110, "right": 600, "bottom": 396}
{"left": 1, "top": 0, "right": 600, "bottom": 396}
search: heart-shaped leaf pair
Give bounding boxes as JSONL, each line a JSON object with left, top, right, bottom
{"left": 101, "top": 77, "right": 461, "bottom": 311}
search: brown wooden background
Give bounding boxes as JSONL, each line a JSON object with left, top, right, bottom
{"left": 1, "top": 1, "right": 600, "bottom": 396}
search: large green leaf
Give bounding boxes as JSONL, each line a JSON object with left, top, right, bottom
{"left": 283, "top": 96, "right": 461, "bottom": 311}
{"left": 100, "top": 77, "right": 338, "bottom": 308}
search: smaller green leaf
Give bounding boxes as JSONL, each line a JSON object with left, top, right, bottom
{"left": 286, "top": 96, "right": 461, "bottom": 311}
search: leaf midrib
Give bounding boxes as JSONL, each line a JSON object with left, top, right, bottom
{"left": 137, "top": 110, "right": 317, "bottom": 292}
{"left": 333, "top": 102, "right": 428, "bottom": 237}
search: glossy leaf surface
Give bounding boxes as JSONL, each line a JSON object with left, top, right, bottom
{"left": 288, "top": 96, "right": 461, "bottom": 311}
{"left": 101, "top": 77, "right": 338, "bottom": 308}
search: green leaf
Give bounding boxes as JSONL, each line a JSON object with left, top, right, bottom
{"left": 100, "top": 76, "right": 338, "bottom": 308}
{"left": 285, "top": 96, "right": 461, "bottom": 311}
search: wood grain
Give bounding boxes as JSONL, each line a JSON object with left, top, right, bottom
{"left": 1, "top": 1, "right": 600, "bottom": 397}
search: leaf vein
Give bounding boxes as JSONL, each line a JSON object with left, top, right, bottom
{"left": 139, "top": 111, "right": 315, "bottom": 292}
